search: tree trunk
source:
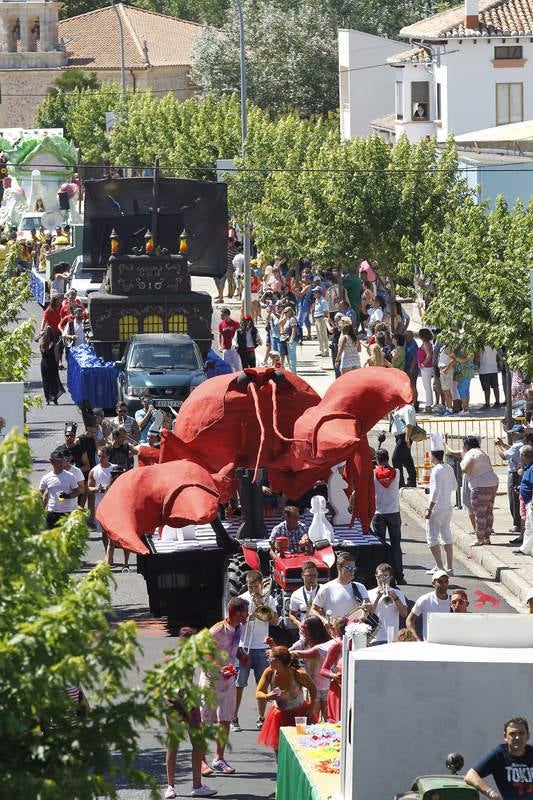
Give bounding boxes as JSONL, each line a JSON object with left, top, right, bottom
{"left": 505, "top": 362, "right": 513, "bottom": 435}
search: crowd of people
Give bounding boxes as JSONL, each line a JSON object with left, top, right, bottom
{"left": 214, "top": 244, "right": 514, "bottom": 422}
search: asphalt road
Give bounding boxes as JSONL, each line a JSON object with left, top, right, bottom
{"left": 22, "top": 296, "right": 517, "bottom": 800}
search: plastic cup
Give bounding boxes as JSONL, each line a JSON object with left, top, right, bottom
{"left": 295, "top": 716, "right": 307, "bottom": 735}
{"left": 387, "top": 626, "right": 396, "bottom": 644}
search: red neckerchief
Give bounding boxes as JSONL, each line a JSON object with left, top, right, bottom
{"left": 374, "top": 465, "right": 396, "bottom": 488}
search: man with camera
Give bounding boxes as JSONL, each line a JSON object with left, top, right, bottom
{"left": 311, "top": 551, "right": 374, "bottom": 624}
{"left": 39, "top": 449, "right": 82, "bottom": 529}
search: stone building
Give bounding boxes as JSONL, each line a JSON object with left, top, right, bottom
{"left": 0, "top": 1, "right": 201, "bottom": 128}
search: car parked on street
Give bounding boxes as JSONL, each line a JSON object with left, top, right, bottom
{"left": 70, "top": 255, "right": 102, "bottom": 305}
{"left": 116, "top": 333, "right": 208, "bottom": 413}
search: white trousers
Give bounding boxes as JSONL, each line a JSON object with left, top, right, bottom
{"left": 420, "top": 366, "right": 434, "bottom": 407}
{"left": 222, "top": 348, "right": 242, "bottom": 372}
{"left": 521, "top": 503, "right": 533, "bottom": 554}
{"left": 426, "top": 507, "right": 453, "bottom": 546}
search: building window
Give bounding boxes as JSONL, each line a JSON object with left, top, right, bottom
{"left": 118, "top": 314, "right": 138, "bottom": 339}
{"left": 168, "top": 313, "right": 188, "bottom": 334}
{"left": 395, "top": 81, "right": 403, "bottom": 120}
{"left": 143, "top": 314, "right": 163, "bottom": 333}
{"left": 436, "top": 83, "right": 442, "bottom": 120}
{"left": 494, "top": 45, "right": 523, "bottom": 59}
{"left": 496, "top": 82, "right": 523, "bottom": 124}
{"left": 411, "top": 81, "right": 429, "bottom": 120}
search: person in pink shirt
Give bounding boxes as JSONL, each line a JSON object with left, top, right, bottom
{"left": 359, "top": 259, "right": 377, "bottom": 283}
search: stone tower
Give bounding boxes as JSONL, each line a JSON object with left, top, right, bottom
{"left": 0, "top": 0, "right": 67, "bottom": 69}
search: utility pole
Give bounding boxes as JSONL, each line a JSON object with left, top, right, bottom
{"left": 112, "top": 0, "right": 126, "bottom": 95}
{"left": 235, "top": 0, "right": 251, "bottom": 316}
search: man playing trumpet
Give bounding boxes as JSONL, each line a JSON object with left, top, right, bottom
{"left": 231, "top": 570, "right": 279, "bottom": 733}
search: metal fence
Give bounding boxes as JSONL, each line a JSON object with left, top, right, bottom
{"left": 410, "top": 416, "right": 506, "bottom": 467}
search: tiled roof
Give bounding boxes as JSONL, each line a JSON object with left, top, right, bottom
{"left": 401, "top": 0, "right": 533, "bottom": 39}
{"left": 60, "top": 3, "right": 202, "bottom": 69}
{"left": 387, "top": 47, "right": 431, "bottom": 64}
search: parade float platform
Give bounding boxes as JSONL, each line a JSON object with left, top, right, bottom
{"left": 138, "top": 513, "right": 390, "bottom": 622}
{"left": 66, "top": 344, "right": 118, "bottom": 409}
{"left": 278, "top": 725, "right": 341, "bottom": 800}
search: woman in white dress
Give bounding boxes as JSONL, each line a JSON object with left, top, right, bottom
{"left": 335, "top": 321, "right": 361, "bottom": 374}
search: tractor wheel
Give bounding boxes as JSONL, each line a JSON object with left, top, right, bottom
{"left": 222, "top": 552, "right": 248, "bottom": 615}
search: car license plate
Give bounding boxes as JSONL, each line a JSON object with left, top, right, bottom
{"left": 153, "top": 399, "right": 183, "bottom": 408}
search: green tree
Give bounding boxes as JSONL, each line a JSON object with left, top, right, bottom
{"left": 0, "top": 431, "right": 219, "bottom": 799}
{"left": 400, "top": 196, "right": 533, "bottom": 374}
{"left": 47, "top": 68, "right": 99, "bottom": 96}
{"left": 0, "top": 250, "right": 37, "bottom": 410}
{"left": 191, "top": 0, "right": 340, "bottom": 116}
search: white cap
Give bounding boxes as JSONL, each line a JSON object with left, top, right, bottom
{"left": 526, "top": 589, "right": 533, "bottom": 602}
{"left": 430, "top": 432, "right": 444, "bottom": 451}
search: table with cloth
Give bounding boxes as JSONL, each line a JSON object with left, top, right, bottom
{"left": 30, "top": 268, "right": 46, "bottom": 306}
{"left": 67, "top": 344, "right": 118, "bottom": 408}
{"left": 277, "top": 724, "right": 341, "bottom": 800}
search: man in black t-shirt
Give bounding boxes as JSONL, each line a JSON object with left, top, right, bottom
{"left": 465, "top": 717, "right": 533, "bottom": 799}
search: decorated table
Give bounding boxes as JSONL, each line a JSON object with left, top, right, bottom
{"left": 67, "top": 343, "right": 118, "bottom": 408}
{"left": 277, "top": 724, "right": 341, "bottom": 800}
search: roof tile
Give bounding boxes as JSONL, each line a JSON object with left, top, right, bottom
{"left": 59, "top": 2, "right": 202, "bottom": 69}
{"left": 401, "top": 0, "right": 533, "bottom": 39}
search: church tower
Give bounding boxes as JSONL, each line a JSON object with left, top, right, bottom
{"left": 0, "top": 0, "right": 66, "bottom": 69}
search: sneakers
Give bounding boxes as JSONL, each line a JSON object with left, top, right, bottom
{"left": 446, "top": 568, "right": 454, "bottom": 576}
{"left": 211, "top": 759, "right": 235, "bottom": 775}
{"left": 425, "top": 565, "right": 438, "bottom": 575}
{"left": 191, "top": 787, "right": 218, "bottom": 798}
{"left": 165, "top": 787, "right": 177, "bottom": 800}
{"left": 509, "top": 536, "right": 523, "bottom": 546}
{"left": 201, "top": 761, "right": 214, "bottom": 777}
{"left": 256, "top": 716, "right": 265, "bottom": 730}
{"left": 230, "top": 718, "right": 241, "bottom": 733}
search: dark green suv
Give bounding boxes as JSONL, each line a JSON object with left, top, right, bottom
{"left": 116, "top": 333, "right": 207, "bottom": 413}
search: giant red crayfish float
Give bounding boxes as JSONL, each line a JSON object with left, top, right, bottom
{"left": 96, "top": 366, "right": 413, "bottom": 553}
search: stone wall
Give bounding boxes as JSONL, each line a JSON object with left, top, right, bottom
{"left": 0, "top": 68, "right": 59, "bottom": 127}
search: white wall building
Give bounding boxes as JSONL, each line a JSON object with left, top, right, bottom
{"left": 338, "top": 29, "right": 405, "bottom": 140}
{"left": 377, "top": 0, "right": 533, "bottom": 143}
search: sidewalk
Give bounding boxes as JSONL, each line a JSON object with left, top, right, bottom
{"left": 400, "top": 474, "right": 533, "bottom": 602}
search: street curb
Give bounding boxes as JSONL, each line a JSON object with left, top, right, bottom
{"left": 400, "top": 487, "right": 533, "bottom": 603}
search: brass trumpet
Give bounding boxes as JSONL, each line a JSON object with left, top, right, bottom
{"left": 242, "top": 578, "right": 275, "bottom": 653}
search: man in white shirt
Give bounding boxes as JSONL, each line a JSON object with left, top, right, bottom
{"left": 311, "top": 286, "right": 330, "bottom": 357}
{"left": 391, "top": 403, "right": 417, "bottom": 488}
{"left": 289, "top": 561, "right": 320, "bottom": 631}
{"left": 371, "top": 449, "right": 405, "bottom": 584}
{"left": 39, "top": 449, "right": 81, "bottom": 529}
{"left": 478, "top": 345, "right": 501, "bottom": 409}
{"left": 311, "top": 551, "right": 373, "bottom": 623}
{"left": 232, "top": 570, "right": 278, "bottom": 733}
{"left": 425, "top": 434, "right": 457, "bottom": 576}
{"left": 367, "top": 563, "right": 408, "bottom": 644}
{"left": 406, "top": 570, "right": 451, "bottom": 640}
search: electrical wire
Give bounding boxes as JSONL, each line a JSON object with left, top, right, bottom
{"left": 6, "top": 160, "right": 533, "bottom": 175}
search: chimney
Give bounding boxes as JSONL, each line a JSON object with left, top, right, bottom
{"left": 464, "top": 0, "right": 479, "bottom": 29}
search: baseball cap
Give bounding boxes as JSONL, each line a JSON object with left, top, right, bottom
{"left": 508, "top": 424, "right": 525, "bottom": 434}
{"left": 312, "top": 286, "right": 322, "bottom": 293}
{"left": 526, "top": 589, "right": 533, "bottom": 602}
{"left": 432, "top": 569, "right": 449, "bottom": 581}
{"left": 313, "top": 275, "right": 322, "bottom": 282}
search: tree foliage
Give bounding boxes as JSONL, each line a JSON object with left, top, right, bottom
{"left": 0, "top": 431, "right": 219, "bottom": 799}
{"left": 191, "top": 0, "right": 340, "bottom": 116}
{"left": 400, "top": 196, "right": 533, "bottom": 373}
{"left": 47, "top": 68, "right": 99, "bottom": 96}
{"left": 0, "top": 248, "right": 37, "bottom": 411}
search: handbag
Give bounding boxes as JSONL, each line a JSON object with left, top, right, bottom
{"left": 410, "top": 424, "right": 427, "bottom": 442}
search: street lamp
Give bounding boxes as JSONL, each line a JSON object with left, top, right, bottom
{"left": 234, "top": 0, "right": 252, "bottom": 316}
{"left": 111, "top": 0, "right": 126, "bottom": 95}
